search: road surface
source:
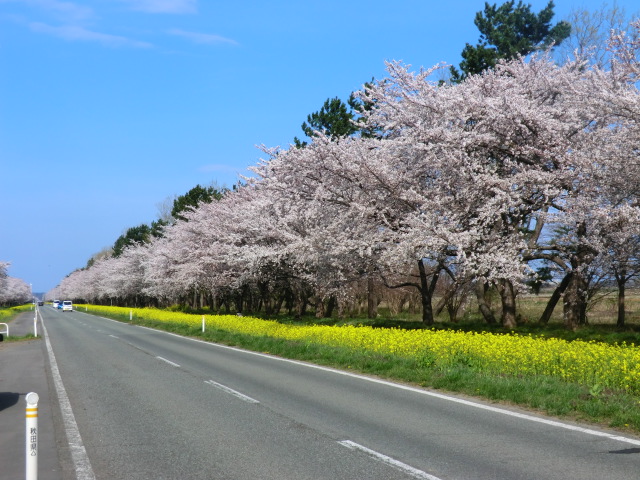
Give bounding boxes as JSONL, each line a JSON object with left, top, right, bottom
{"left": 40, "top": 306, "right": 640, "bottom": 479}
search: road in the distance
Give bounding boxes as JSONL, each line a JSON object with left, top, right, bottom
{"left": 41, "top": 306, "right": 640, "bottom": 480}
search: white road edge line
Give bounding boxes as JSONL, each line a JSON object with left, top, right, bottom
{"left": 338, "top": 440, "right": 441, "bottom": 480}
{"left": 156, "top": 356, "right": 180, "bottom": 368}
{"left": 86, "top": 316, "right": 640, "bottom": 447}
{"left": 41, "top": 315, "right": 97, "bottom": 480}
{"left": 204, "top": 380, "right": 260, "bottom": 404}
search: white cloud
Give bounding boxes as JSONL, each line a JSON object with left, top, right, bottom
{"left": 34, "top": 0, "right": 93, "bottom": 20}
{"left": 0, "top": 0, "right": 94, "bottom": 21}
{"left": 29, "top": 22, "right": 153, "bottom": 48}
{"left": 120, "top": 0, "right": 197, "bottom": 14}
{"left": 167, "top": 28, "right": 238, "bottom": 46}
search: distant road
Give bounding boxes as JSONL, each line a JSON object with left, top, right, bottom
{"left": 41, "top": 307, "right": 640, "bottom": 480}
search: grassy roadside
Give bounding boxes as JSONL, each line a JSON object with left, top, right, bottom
{"left": 0, "top": 333, "right": 39, "bottom": 343}
{"left": 0, "top": 305, "right": 38, "bottom": 342}
{"left": 82, "top": 309, "right": 640, "bottom": 436}
{"left": 0, "top": 304, "right": 35, "bottom": 321}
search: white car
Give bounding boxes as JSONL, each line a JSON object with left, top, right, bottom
{"left": 52, "top": 300, "right": 60, "bottom": 309}
{"left": 62, "top": 300, "right": 73, "bottom": 312}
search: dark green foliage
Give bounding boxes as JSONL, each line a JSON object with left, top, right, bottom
{"left": 451, "top": 1, "right": 571, "bottom": 82}
{"left": 114, "top": 221, "right": 167, "bottom": 257}
{"left": 150, "top": 219, "right": 168, "bottom": 238}
{"left": 294, "top": 97, "right": 359, "bottom": 147}
{"left": 526, "top": 266, "right": 554, "bottom": 294}
{"left": 107, "top": 184, "right": 225, "bottom": 259}
{"left": 171, "top": 184, "right": 225, "bottom": 222}
{"left": 294, "top": 85, "right": 378, "bottom": 147}
{"left": 112, "top": 224, "right": 153, "bottom": 257}
{"left": 350, "top": 80, "right": 380, "bottom": 139}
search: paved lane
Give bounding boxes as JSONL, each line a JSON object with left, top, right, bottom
{"left": 42, "top": 307, "right": 640, "bottom": 479}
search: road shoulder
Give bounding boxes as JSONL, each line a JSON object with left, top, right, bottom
{"left": 0, "top": 311, "right": 65, "bottom": 480}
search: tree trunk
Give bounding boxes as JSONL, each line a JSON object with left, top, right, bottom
{"left": 235, "top": 291, "right": 243, "bottom": 314}
{"left": 209, "top": 290, "right": 218, "bottom": 312}
{"left": 475, "top": 281, "right": 497, "bottom": 324}
{"left": 564, "top": 222, "right": 592, "bottom": 330}
{"left": 579, "top": 282, "right": 589, "bottom": 325}
{"left": 367, "top": 277, "right": 378, "bottom": 319}
{"left": 539, "top": 272, "right": 572, "bottom": 324}
{"left": 445, "top": 296, "right": 463, "bottom": 323}
{"left": 326, "top": 295, "right": 337, "bottom": 318}
{"left": 498, "top": 279, "right": 517, "bottom": 329}
{"left": 273, "top": 295, "right": 284, "bottom": 315}
{"left": 315, "top": 297, "right": 325, "bottom": 318}
{"left": 563, "top": 273, "right": 583, "bottom": 331}
{"left": 565, "top": 270, "right": 589, "bottom": 328}
{"left": 300, "top": 297, "right": 308, "bottom": 316}
{"left": 617, "top": 271, "right": 627, "bottom": 328}
{"left": 418, "top": 259, "right": 438, "bottom": 325}
{"left": 434, "top": 283, "right": 459, "bottom": 317}
{"left": 295, "top": 292, "right": 308, "bottom": 319}
{"left": 285, "top": 288, "right": 294, "bottom": 315}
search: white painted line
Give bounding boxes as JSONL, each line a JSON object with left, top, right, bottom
{"left": 205, "top": 380, "right": 260, "bottom": 404}
{"left": 339, "top": 440, "right": 441, "bottom": 480}
{"left": 156, "top": 356, "right": 180, "bottom": 368}
{"left": 41, "top": 317, "right": 96, "bottom": 480}
{"left": 116, "top": 321, "right": 640, "bottom": 447}
{"left": 109, "top": 334, "right": 119, "bottom": 339}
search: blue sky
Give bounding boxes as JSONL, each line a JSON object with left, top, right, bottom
{"left": 1, "top": 0, "right": 638, "bottom": 293}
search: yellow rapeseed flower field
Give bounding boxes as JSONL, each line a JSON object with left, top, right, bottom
{"left": 80, "top": 305, "right": 640, "bottom": 395}
{"left": 0, "top": 304, "right": 34, "bottom": 321}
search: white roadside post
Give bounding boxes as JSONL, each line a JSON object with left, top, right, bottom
{"left": 33, "top": 310, "right": 38, "bottom": 338}
{"left": 129, "top": 310, "right": 132, "bottom": 321}
{"left": 25, "top": 392, "right": 39, "bottom": 480}
{"left": 202, "top": 315, "right": 205, "bottom": 333}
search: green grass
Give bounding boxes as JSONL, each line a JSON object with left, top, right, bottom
{"left": 0, "top": 305, "right": 39, "bottom": 343}
{"left": 85, "top": 311, "right": 640, "bottom": 435}
{"left": 1, "top": 333, "right": 39, "bottom": 343}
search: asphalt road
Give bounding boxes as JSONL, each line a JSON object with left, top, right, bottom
{"left": 40, "top": 306, "right": 640, "bottom": 480}
{"left": 0, "top": 309, "right": 63, "bottom": 480}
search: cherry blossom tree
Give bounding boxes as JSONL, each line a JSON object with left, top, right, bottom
{"left": 0, "top": 261, "right": 31, "bottom": 305}
{"left": 0, "top": 261, "right": 8, "bottom": 294}
{"left": 528, "top": 20, "right": 640, "bottom": 328}
{"left": 52, "top": 23, "right": 640, "bottom": 331}
{"left": 0, "top": 276, "right": 31, "bottom": 305}
{"left": 253, "top": 29, "right": 640, "bottom": 328}
{"left": 258, "top": 58, "right": 586, "bottom": 326}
